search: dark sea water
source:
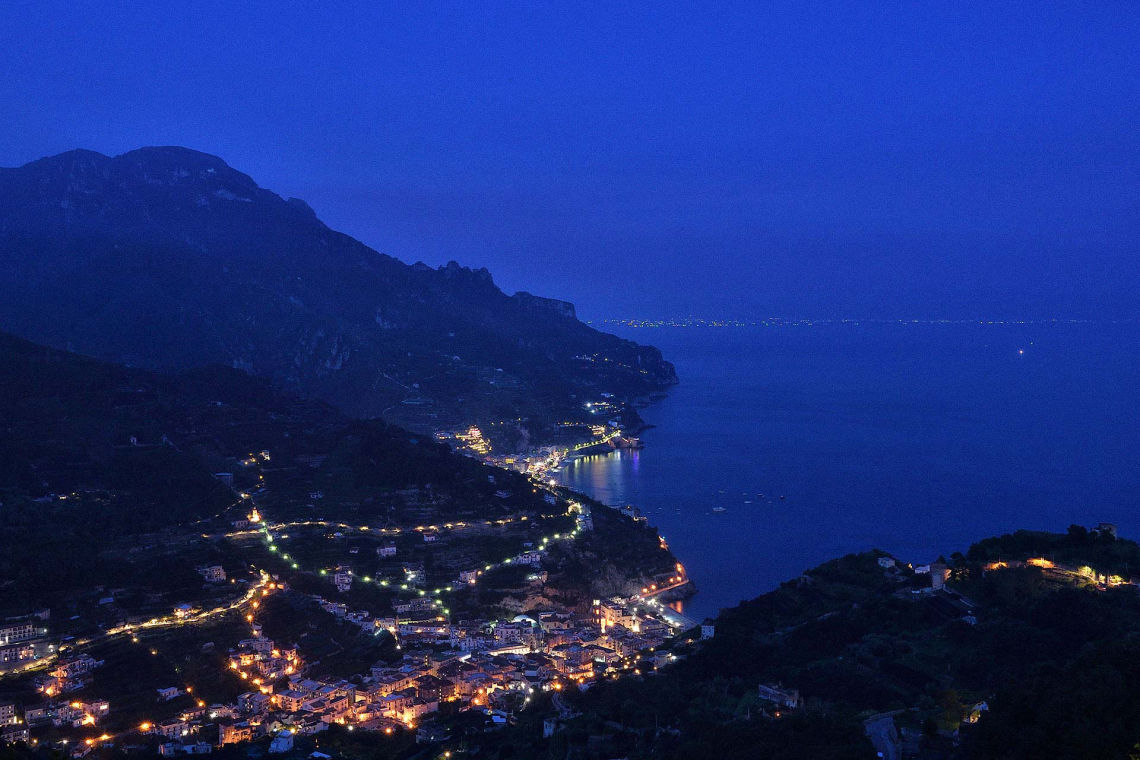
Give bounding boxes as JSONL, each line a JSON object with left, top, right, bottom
{"left": 557, "top": 322, "right": 1140, "bottom": 621}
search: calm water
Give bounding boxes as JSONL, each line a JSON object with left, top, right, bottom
{"left": 558, "top": 323, "right": 1140, "bottom": 620}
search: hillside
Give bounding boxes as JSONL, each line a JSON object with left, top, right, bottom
{"left": 472, "top": 527, "right": 1140, "bottom": 760}
{"left": 0, "top": 147, "right": 676, "bottom": 435}
{"left": 0, "top": 331, "right": 676, "bottom": 619}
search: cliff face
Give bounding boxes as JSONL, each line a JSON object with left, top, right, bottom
{"left": 0, "top": 147, "right": 676, "bottom": 426}
{"left": 512, "top": 291, "right": 578, "bottom": 320}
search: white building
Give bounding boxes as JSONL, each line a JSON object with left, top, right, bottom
{"left": 268, "top": 730, "right": 294, "bottom": 753}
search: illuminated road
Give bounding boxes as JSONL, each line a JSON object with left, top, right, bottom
{"left": 98, "top": 572, "right": 273, "bottom": 640}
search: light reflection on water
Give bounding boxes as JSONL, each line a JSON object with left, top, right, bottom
{"left": 557, "top": 324, "right": 1140, "bottom": 621}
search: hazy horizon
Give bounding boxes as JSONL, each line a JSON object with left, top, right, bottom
{"left": 4, "top": 2, "right": 1137, "bottom": 321}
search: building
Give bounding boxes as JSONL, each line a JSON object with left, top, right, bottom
{"left": 593, "top": 600, "right": 639, "bottom": 633}
{"left": 275, "top": 689, "right": 306, "bottom": 713}
{"left": 217, "top": 720, "right": 255, "bottom": 746}
{"left": 0, "top": 622, "right": 43, "bottom": 646}
{"left": 0, "top": 725, "right": 30, "bottom": 744}
{"left": 158, "top": 742, "right": 212, "bottom": 756}
{"left": 757, "top": 683, "right": 801, "bottom": 710}
{"left": 157, "top": 687, "right": 182, "bottom": 702}
{"left": 930, "top": 562, "right": 950, "bottom": 590}
{"left": 196, "top": 566, "right": 226, "bottom": 583}
{"left": 0, "top": 642, "right": 39, "bottom": 667}
{"left": 154, "top": 718, "right": 191, "bottom": 740}
{"left": 268, "top": 731, "right": 294, "bottom": 754}
{"left": 378, "top": 543, "right": 397, "bottom": 558}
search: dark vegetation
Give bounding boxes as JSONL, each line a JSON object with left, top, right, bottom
{"left": 467, "top": 531, "right": 1140, "bottom": 759}
{"left": 0, "top": 331, "right": 676, "bottom": 619}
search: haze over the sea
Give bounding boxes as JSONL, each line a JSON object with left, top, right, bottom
{"left": 558, "top": 320, "right": 1140, "bottom": 620}
{"left": 3, "top": 3, "right": 1138, "bottom": 321}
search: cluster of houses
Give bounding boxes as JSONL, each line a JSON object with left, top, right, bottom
{"left": 0, "top": 701, "right": 29, "bottom": 745}
{"left": 122, "top": 586, "right": 677, "bottom": 754}
{"left": 33, "top": 654, "right": 104, "bottom": 697}
{"left": 0, "top": 617, "right": 53, "bottom": 672}
{"left": 214, "top": 601, "right": 673, "bottom": 743}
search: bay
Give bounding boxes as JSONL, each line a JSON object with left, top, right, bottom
{"left": 558, "top": 322, "right": 1140, "bottom": 621}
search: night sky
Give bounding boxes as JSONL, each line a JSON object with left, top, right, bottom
{"left": 2, "top": 2, "right": 1137, "bottom": 319}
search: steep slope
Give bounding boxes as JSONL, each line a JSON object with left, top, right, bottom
{"left": 0, "top": 147, "right": 675, "bottom": 430}
{"left": 0, "top": 330, "right": 677, "bottom": 616}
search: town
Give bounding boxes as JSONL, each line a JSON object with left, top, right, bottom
{"left": 0, "top": 432, "right": 694, "bottom": 757}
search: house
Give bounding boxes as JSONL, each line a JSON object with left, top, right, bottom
{"left": 0, "top": 621, "right": 44, "bottom": 646}
{"left": 1, "top": 642, "right": 40, "bottom": 667}
{"left": 700, "top": 621, "right": 716, "bottom": 640}
{"left": 930, "top": 562, "right": 950, "bottom": 590}
{"left": 864, "top": 713, "right": 901, "bottom": 760}
{"left": 492, "top": 620, "right": 537, "bottom": 645}
{"left": 154, "top": 718, "right": 191, "bottom": 740}
{"left": 0, "top": 702, "right": 18, "bottom": 726}
{"left": 1, "top": 725, "right": 30, "bottom": 744}
{"left": 276, "top": 690, "right": 307, "bottom": 712}
{"left": 345, "top": 610, "right": 371, "bottom": 627}
{"left": 333, "top": 569, "right": 353, "bottom": 593}
{"left": 238, "top": 692, "right": 272, "bottom": 715}
{"left": 157, "top": 686, "right": 182, "bottom": 702}
{"left": 378, "top": 543, "right": 397, "bottom": 558}
{"left": 23, "top": 706, "right": 51, "bottom": 726}
{"left": 217, "top": 720, "right": 255, "bottom": 746}
{"left": 320, "top": 600, "right": 348, "bottom": 618}
{"left": 52, "top": 654, "right": 103, "bottom": 680}
{"left": 423, "top": 531, "right": 439, "bottom": 543}
{"left": 757, "top": 683, "right": 801, "bottom": 710}
{"left": 196, "top": 566, "right": 226, "bottom": 583}
{"left": 399, "top": 697, "right": 439, "bottom": 725}
{"left": 877, "top": 556, "right": 896, "bottom": 569}
{"left": 514, "top": 551, "right": 542, "bottom": 567}
{"left": 375, "top": 689, "right": 416, "bottom": 719}
{"left": 268, "top": 730, "right": 294, "bottom": 754}
{"left": 413, "top": 674, "right": 453, "bottom": 702}
{"left": 158, "top": 742, "right": 212, "bottom": 756}
{"left": 594, "top": 600, "right": 639, "bottom": 633}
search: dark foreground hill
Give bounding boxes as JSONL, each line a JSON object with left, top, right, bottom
{"left": 472, "top": 526, "right": 1140, "bottom": 760}
{"left": 0, "top": 330, "right": 675, "bottom": 617}
{"left": 0, "top": 147, "right": 676, "bottom": 432}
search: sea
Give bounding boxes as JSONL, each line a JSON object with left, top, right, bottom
{"left": 557, "top": 321, "right": 1140, "bottom": 621}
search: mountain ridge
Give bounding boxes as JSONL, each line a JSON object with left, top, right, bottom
{"left": 0, "top": 147, "right": 676, "bottom": 434}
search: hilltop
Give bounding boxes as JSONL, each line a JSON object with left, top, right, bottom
{"left": 0, "top": 147, "right": 676, "bottom": 437}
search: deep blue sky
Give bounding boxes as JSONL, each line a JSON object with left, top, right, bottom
{"left": 2, "top": 2, "right": 1137, "bottom": 319}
